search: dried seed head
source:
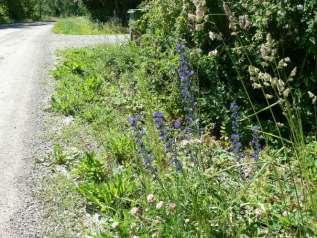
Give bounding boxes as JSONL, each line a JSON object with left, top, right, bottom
{"left": 195, "top": 23, "right": 204, "bottom": 31}
{"left": 290, "top": 67, "right": 297, "bottom": 77}
{"left": 277, "top": 122, "right": 285, "bottom": 128}
{"left": 223, "top": 2, "right": 232, "bottom": 17}
{"left": 283, "top": 88, "right": 291, "bottom": 98}
{"left": 239, "top": 15, "right": 251, "bottom": 30}
{"left": 252, "top": 83, "right": 262, "bottom": 89}
{"left": 263, "top": 81, "right": 270, "bottom": 87}
{"left": 277, "top": 79, "right": 285, "bottom": 93}
{"left": 265, "top": 94, "right": 273, "bottom": 99}
{"left": 188, "top": 13, "right": 196, "bottom": 22}
{"left": 209, "top": 31, "right": 223, "bottom": 41}
{"left": 308, "top": 91, "right": 315, "bottom": 98}
{"left": 208, "top": 49, "right": 218, "bottom": 56}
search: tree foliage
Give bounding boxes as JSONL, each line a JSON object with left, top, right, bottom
{"left": 0, "top": 0, "right": 140, "bottom": 24}
{"left": 0, "top": 0, "right": 86, "bottom": 22}
{"left": 135, "top": 0, "right": 317, "bottom": 136}
{"left": 82, "top": 0, "right": 141, "bottom": 23}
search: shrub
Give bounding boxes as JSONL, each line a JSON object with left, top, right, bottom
{"left": 135, "top": 0, "right": 317, "bottom": 138}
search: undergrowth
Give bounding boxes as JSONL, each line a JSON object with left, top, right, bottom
{"left": 50, "top": 43, "right": 317, "bottom": 237}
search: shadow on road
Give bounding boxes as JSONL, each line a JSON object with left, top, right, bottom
{"left": 0, "top": 21, "right": 54, "bottom": 30}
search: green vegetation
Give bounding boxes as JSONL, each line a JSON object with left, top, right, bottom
{"left": 0, "top": 0, "right": 140, "bottom": 24}
{"left": 53, "top": 17, "right": 127, "bottom": 35}
{"left": 82, "top": 0, "right": 141, "bottom": 24}
{"left": 51, "top": 42, "right": 316, "bottom": 236}
{"left": 0, "top": 0, "right": 85, "bottom": 23}
{"left": 49, "top": 0, "right": 317, "bottom": 237}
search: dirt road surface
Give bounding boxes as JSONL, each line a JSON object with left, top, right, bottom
{"left": 0, "top": 22, "right": 128, "bottom": 237}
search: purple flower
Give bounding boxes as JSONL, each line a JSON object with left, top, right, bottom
{"left": 129, "top": 115, "right": 155, "bottom": 171}
{"left": 128, "top": 115, "right": 140, "bottom": 128}
{"left": 251, "top": 125, "right": 261, "bottom": 161}
{"left": 230, "top": 102, "right": 242, "bottom": 160}
{"left": 177, "top": 43, "right": 196, "bottom": 128}
{"left": 172, "top": 119, "right": 182, "bottom": 129}
{"left": 152, "top": 112, "right": 182, "bottom": 171}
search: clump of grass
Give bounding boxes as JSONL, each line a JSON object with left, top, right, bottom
{"left": 53, "top": 17, "right": 127, "bottom": 35}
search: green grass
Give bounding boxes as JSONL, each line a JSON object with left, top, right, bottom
{"left": 53, "top": 17, "right": 127, "bottom": 35}
{"left": 50, "top": 43, "right": 317, "bottom": 237}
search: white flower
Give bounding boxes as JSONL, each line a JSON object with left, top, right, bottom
{"left": 156, "top": 201, "right": 164, "bottom": 209}
{"left": 130, "top": 207, "right": 141, "bottom": 216}
{"left": 147, "top": 194, "right": 156, "bottom": 204}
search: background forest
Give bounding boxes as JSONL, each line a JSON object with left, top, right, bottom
{"left": 0, "top": 0, "right": 140, "bottom": 23}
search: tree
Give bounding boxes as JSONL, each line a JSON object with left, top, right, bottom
{"left": 82, "top": 0, "right": 141, "bottom": 24}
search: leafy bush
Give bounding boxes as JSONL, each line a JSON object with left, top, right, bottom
{"left": 135, "top": 0, "right": 317, "bottom": 138}
{"left": 0, "top": 3, "right": 9, "bottom": 23}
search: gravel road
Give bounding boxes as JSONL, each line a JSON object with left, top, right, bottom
{"left": 0, "top": 22, "right": 128, "bottom": 237}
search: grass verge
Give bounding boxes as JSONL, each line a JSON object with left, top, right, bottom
{"left": 49, "top": 43, "right": 317, "bottom": 237}
{"left": 53, "top": 17, "right": 127, "bottom": 35}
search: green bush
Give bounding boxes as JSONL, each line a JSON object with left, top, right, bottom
{"left": 0, "top": 3, "right": 9, "bottom": 23}
{"left": 135, "top": 0, "right": 317, "bottom": 137}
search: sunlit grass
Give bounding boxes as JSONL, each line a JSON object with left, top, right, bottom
{"left": 53, "top": 17, "right": 127, "bottom": 35}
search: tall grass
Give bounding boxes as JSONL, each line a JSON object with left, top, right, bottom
{"left": 53, "top": 16, "right": 127, "bottom": 35}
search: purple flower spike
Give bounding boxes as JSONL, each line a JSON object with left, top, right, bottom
{"left": 153, "top": 112, "right": 166, "bottom": 141}
{"left": 177, "top": 43, "right": 196, "bottom": 130}
{"left": 129, "top": 115, "right": 155, "bottom": 171}
{"left": 128, "top": 115, "right": 139, "bottom": 128}
{"left": 172, "top": 119, "right": 182, "bottom": 129}
{"left": 251, "top": 125, "right": 261, "bottom": 161}
{"left": 230, "top": 102, "right": 242, "bottom": 160}
{"left": 152, "top": 112, "right": 183, "bottom": 172}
